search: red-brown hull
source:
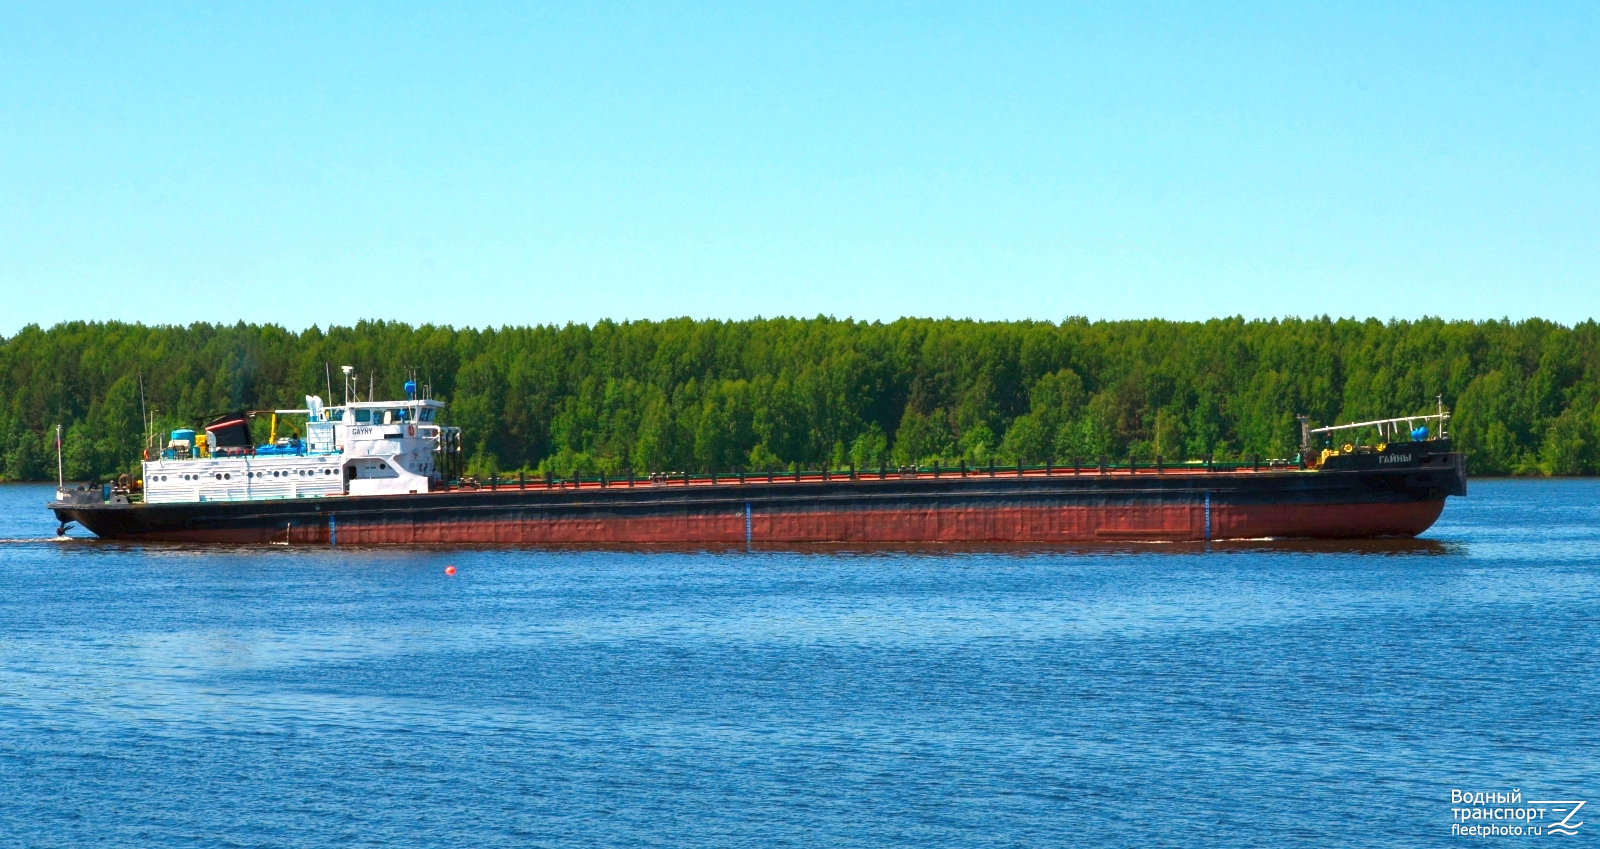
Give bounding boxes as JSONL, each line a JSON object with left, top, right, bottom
{"left": 54, "top": 457, "right": 1464, "bottom": 546}
{"left": 271, "top": 499, "right": 1445, "bottom": 546}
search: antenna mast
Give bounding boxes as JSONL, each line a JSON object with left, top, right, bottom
{"left": 138, "top": 373, "right": 148, "bottom": 452}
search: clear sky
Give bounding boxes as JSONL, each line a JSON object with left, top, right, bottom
{"left": 1, "top": 2, "right": 1596, "bottom": 334}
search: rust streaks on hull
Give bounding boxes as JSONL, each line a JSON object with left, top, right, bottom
{"left": 97, "top": 500, "right": 1446, "bottom": 545}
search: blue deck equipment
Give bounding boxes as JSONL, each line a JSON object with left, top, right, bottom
{"left": 255, "top": 438, "right": 307, "bottom": 456}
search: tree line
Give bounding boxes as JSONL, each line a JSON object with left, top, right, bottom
{"left": 1, "top": 316, "right": 1597, "bottom": 482}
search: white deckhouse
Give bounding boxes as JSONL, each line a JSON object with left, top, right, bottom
{"left": 140, "top": 375, "right": 459, "bottom": 505}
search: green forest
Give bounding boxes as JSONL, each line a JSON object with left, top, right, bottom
{"left": 2, "top": 317, "right": 1598, "bottom": 482}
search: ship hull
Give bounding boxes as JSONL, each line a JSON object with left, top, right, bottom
{"left": 52, "top": 459, "right": 1465, "bottom": 546}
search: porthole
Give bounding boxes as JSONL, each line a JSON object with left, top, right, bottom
{"left": 224, "top": 473, "right": 231, "bottom": 480}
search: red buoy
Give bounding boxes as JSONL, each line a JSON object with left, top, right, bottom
{"left": 444, "top": 565, "right": 456, "bottom": 576}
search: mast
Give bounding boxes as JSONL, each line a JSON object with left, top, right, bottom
{"left": 139, "top": 373, "right": 148, "bottom": 453}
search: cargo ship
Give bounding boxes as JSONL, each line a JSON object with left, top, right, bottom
{"left": 49, "top": 375, "right": 1466, "bottom": 545}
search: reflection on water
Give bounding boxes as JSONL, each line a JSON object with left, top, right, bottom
{"left": 7, "top": 536, "right": 1463, "bottom": 556}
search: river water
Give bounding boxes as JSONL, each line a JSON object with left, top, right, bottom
{"left": 1, "top": 480, "right": 1596, "bottom": 846}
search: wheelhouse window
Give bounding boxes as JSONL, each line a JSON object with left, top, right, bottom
{"left": 355, "top": 409, "right": 372, "bottom": 424}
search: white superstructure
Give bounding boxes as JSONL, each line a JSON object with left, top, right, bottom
{"left": 142, "top": 387, "right": 459, "bottom": 505}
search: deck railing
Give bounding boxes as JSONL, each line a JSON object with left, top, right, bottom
{"left": 451, "top": 453, "right": 1309, "bottom": 491}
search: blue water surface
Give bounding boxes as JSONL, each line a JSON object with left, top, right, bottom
{"left": 1, "top": 480, "right": 1596, "bottom": 847}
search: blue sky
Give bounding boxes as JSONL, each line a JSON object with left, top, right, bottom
{"left": 1, "top": 2, "right": 1596, "bottom": 334}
